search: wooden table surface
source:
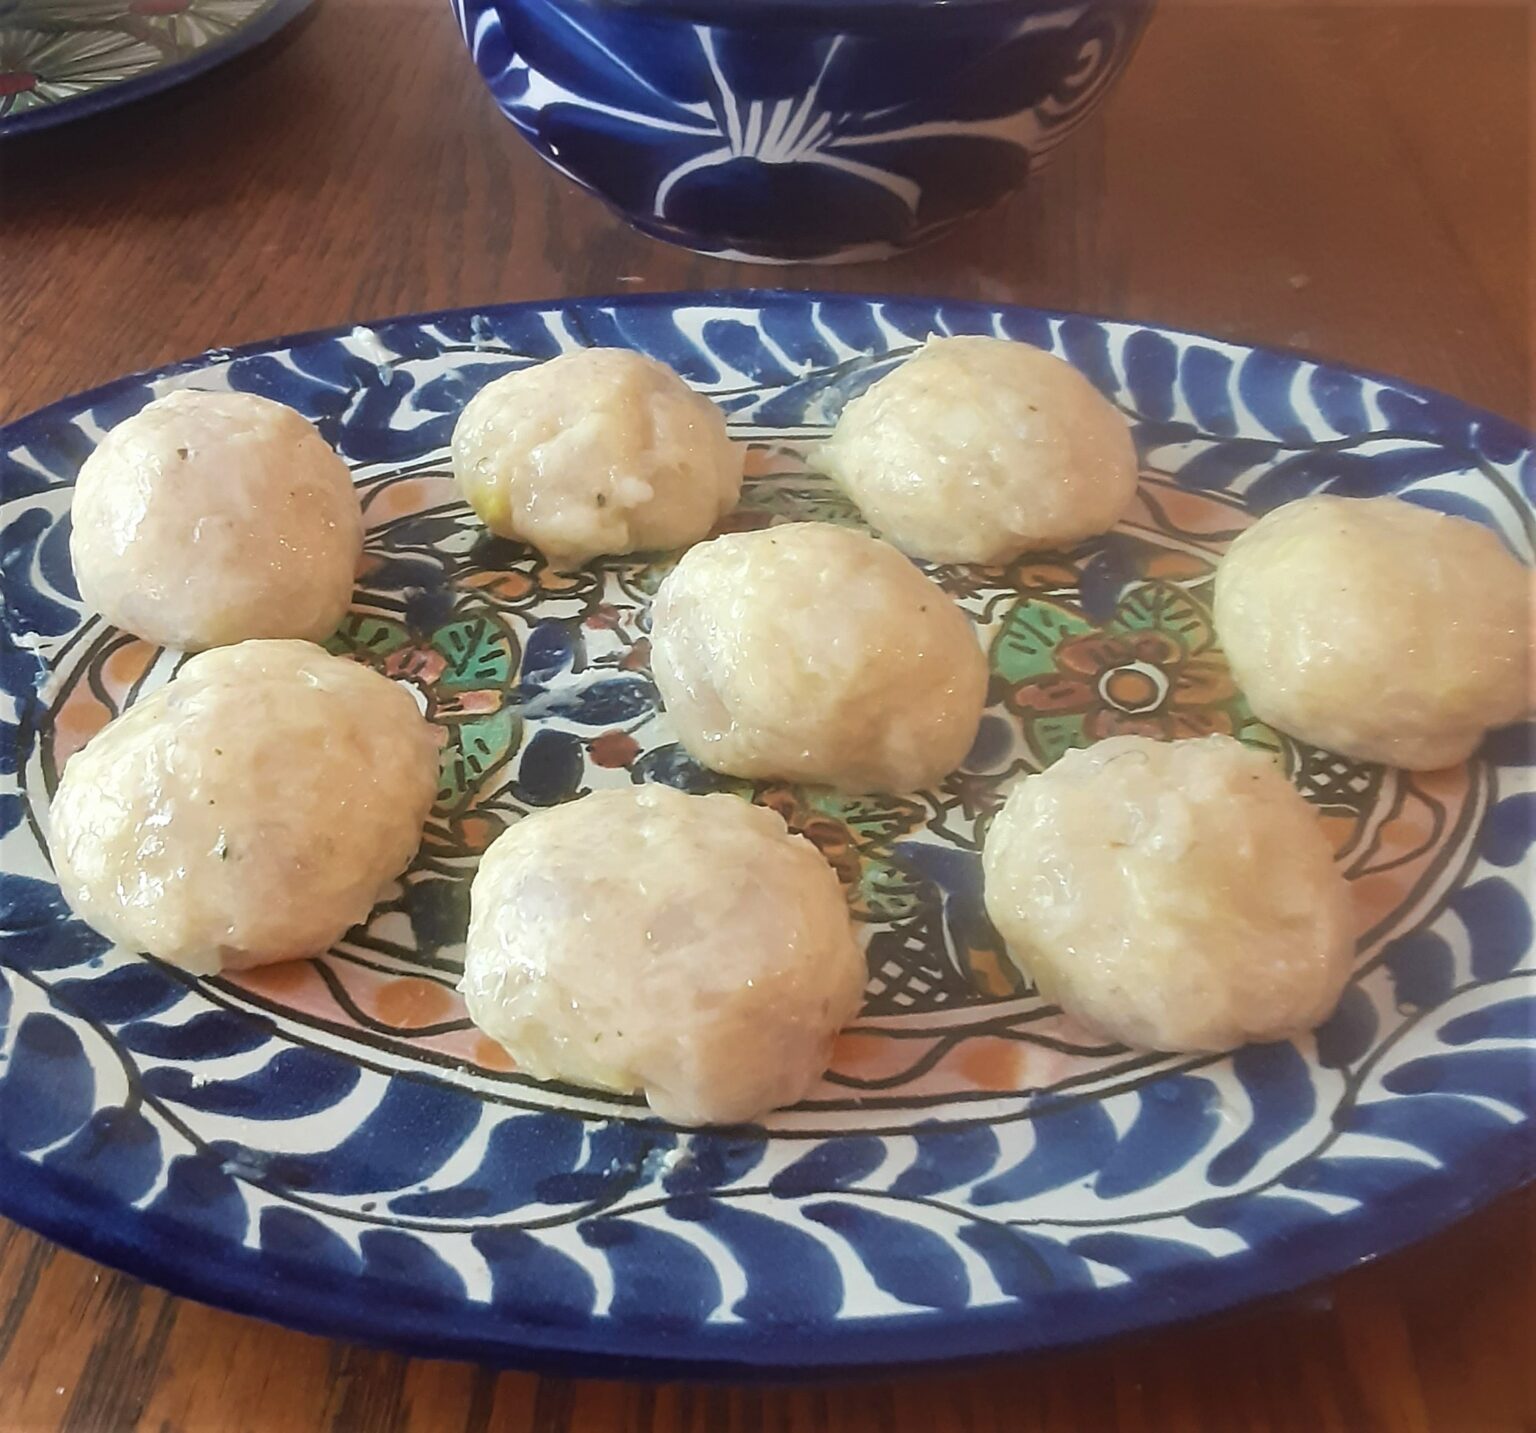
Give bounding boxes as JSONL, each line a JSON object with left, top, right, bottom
{"left": 1, "top": 0, "right": 1531, "bottom": 1428}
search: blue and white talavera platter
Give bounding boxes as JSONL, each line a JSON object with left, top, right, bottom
{"left": 0, "top": 292, "right": 1531, "bottom": 1376}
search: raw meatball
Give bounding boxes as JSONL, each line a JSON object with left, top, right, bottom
{"left": 650, "top": 523, "right": 988, "bottom": 793}
{"left": 982, "top": 735, "right": 1354, "bottom": 1052}
{"left": 451, "top": 348, "right": 742, "bottom": 568}
{"left": 1214, "top": 496, "right": 1533, "bottom": 769}
{"left": 70, "top": 389, "right": 363, "bottom": 650}
{"left": 819, "top": 336, "right": 1138, "bottom": 565}
{"left": 459, "top": 785, "right": 866, "bottom": 1125}
{"left": 50, "top": 640, "right": 439, "bottom": 976}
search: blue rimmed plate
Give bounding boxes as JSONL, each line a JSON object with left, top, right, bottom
{"left": 0, "top": 0, "right": 312, "bottom": 139}
{"left": 0, "top": 292, "right": 1531, "bottom": 1376}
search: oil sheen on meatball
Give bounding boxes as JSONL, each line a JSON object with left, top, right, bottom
{"left": 982, "top": 735, "right": 1355, "bottom": 1052}
{"left": 70, "top": 389, "right": 363, "bottom": 650}
{"left": 649, "top": 523, "right": 988, "bottom": 794}
{"left": 50, "top": 640, "right": 440, "bottom": 975}
{"left": 1214, "top": 495, "right": 1533, "bottom": 769}
{"left": 820, "top": 336, "right": 1139, "bottom": 565}
{"left": 452, "top": 348, "right": 742, "bottom": 568}
{"left": 460, "top": 785, "right": 867, "bottom": 1125}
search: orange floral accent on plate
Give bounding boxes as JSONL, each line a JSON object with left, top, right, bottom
{"left": 234, "top": 958, "right": 322, "bottom": 1000}
{"left": 371, "top": 977, "right": 458, "bottom": 1030}
{"left": 954, "top": 1038, "right": 1023, "bottom": 1092}
{"left": 454, "top": 813, "right": 505, "bottom": 854}
{"left": 1129, "top": 480, "right": 1253, "bottom": 538}
{"left": 996, "top": 556, "right": 1087, "bottom": 592}
{"left": 827, "top": 1029, "right": 905, "bottom": 1079}
{"left": 459, "top": 569, "right": 535, "bottom": 602}
{"left": 590, "top": 730, "right": 640, "bottom": 768}
{"left": 474, "top": 1036, "right": 517, "bottom": 1072}
{"left": 361, "top": 474, "right": 457, "bottom": 525}
{"left": 50, "top": 684, "right": 114, "bottom": 767}
{"left": 102, "top": 637, "right": 157, "bottom": 698}
{"left": 1346, "top": 766, "right": 1474, "bottom": 937}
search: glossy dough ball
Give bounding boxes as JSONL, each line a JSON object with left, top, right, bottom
{"left": 982, "top": 735, "right": 1354, "bottom": 1052}
{"left": 70, "top": 390, "right": 363, "bottom": 650}
{"left": 452, "top": 348, "right": 742, "bottom": 568}
{"left": 1214, "top": 496, "right": 1534, "bottom": 769}
{"left": 459, "top": 785, "right": 866, "bottom": 1125}
{"left": 820, "top": 336, "right": 1139, "bottom": 564}
{"left": 650, "top": 523, "right": 988, "bottom": 793}
{"left": 50, "top": 641, "right": 440, "bottom": 976}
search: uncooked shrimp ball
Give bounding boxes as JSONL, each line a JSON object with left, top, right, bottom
{"left": 70, "top": 389, "right": 363, "bottom": 650}
{"left": 451, "top": 348, "right": 742, "bottom": 568}
{"left": 50, "top": 641, "right": 439, "bottom": 976}
{"left": 649, "top": 523, "right": 988, "bottom": 793}
{"left": 460, "top": 785, "right": 866, "bottom": 1125}
{"left": 819, "top": 336, "right": 1139, "bottom": 565}
{"left": 982, "top": 735, "right": 1354, "bottom": 1052}
{"left": 1215, "top": 496, "right": 1533, "bottom": 769}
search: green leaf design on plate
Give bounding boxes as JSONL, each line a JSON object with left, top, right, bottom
{"left": 328, "top": 610, "right": 521, "bottom": 813}
{"left": 1027, "top": 713, "right": 1091, "bottom": 770}
{"left": 1115, "top": 581, "right": 1213, "bottom": 653}
{"left": 439, "top": 710, "right": 521, "bottom": 813}
{"left": 431, "top": 613, "right": 516, "bottom": 691}
{"left": 327, "top": 613, "right": 413, "bottom": 660}
{"left": 857, "top": 858, "right": 928, "bottom": 923}
{"left": 810, "top": 791, "right": 926, "bottom": 845}
{"left": 989, "top": 598, "right": 1093, "bottom": 685}
{"left": 742, "top": 481, "right": 867, "bottom": 528}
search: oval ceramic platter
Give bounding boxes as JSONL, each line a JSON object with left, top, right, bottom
{"left": 0, "top": 0, "right": 312, "bottom": 139}
{"left": 0, "top": 292, "right": 1532, "bottom": 1376}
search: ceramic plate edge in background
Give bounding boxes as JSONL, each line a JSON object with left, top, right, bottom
{"left": 0, "top": 0, "right": 314, "bottom": 139}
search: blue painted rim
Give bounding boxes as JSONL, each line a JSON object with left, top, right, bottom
{"left": 0, "top": 1106, "right": 1527, "bottom": 1376}
{"left": 2, "top": 290, "right": 1527, "bottom": 453}
{"left": 0, "top": 290, "right": 1531, "bottom": 1375}
{"left": 0, "top": 0, "right": 314, "bottom": 140}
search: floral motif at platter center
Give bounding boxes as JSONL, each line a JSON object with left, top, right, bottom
{"left": 35, "top": 458, "right": 1444, "bottom": 1102}
{"left": 993, "top": 572, "right": 1277, "bottom": 770}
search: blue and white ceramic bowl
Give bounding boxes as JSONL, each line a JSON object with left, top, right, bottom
{"left": 451, "top": 0, "right": 1153, "bottom": 263}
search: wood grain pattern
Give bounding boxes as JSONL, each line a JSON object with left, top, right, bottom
{"left": 0, "top": 1, "right": 1530, "bottom": 1427}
